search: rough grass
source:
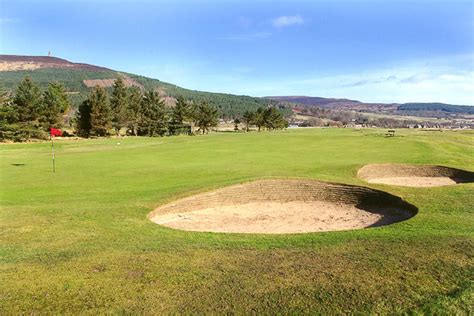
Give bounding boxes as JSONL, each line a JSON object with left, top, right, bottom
{"left": 1, "top": 128, "right": 473, "bottom": 313}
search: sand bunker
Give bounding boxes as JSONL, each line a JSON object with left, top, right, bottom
{"left": 148, "top": 179, "right": 417, "bottom": 234}
{"left": 358, "top": 164, "right": 474, "bottom": 187}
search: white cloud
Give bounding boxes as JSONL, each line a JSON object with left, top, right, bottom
{"left": 272, "top": 15, "right": 304, "bottom": 28}
{"left": 291, "top": 69, "right": 473, "bottom": 104}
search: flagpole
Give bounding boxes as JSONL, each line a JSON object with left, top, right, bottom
{"left": 51, "top": 135, "right": 56, "bottom": 173}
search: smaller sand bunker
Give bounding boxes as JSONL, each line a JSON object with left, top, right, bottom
{"left": 358, "top": 164, "right": 474, "bottom": 187}
{"left": 148, "top": 180, "right": 417, "bottom": 234}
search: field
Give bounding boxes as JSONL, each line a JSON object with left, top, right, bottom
{"left": 1, "top": 128, "right": 473, "bottom": 313}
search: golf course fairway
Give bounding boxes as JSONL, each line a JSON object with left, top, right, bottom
{"left": 1, "top": 128, "right": 473, "bottom": 313}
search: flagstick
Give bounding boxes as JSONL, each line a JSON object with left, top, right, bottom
{"left": 51, "top": 136, "right": 56, "bottom": 173}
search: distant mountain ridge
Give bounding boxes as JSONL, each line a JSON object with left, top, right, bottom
{"left": 265, "top": 96, "right": 362, "bottom": 106}
{"left": 266, "top": 96, "right": 473, "bottom": 114}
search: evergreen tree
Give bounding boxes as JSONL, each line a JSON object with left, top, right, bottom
{"left": 75, "top": 99, "right": 92, "bottom": 138}
{"left": 193, "top": 101, "right": 218, "bottom": 134}
{"left": 126, "top": 86, "right": 142, "bottom": 136}
{"left": 263, "top": 107, "right": 287, "bottom": 130}
{"left": 89, "top": 86, "right": 112, "bottom": 136}
{"left": 242, "top": 110, "right": 254, "bottom": 132}
{"left": 247, "top": 107, "right": 288, "bottom": 131}
{"left": 170, "top": 95, "right": 192, "bottom": 135}
{"left": 41, "top": 82, "right": 69, "bottom": 130}
{"left": 10, "top": 77, "right": 44, "bottom": 139}
{"left": 110, "top": 78, "right": 128, "bottom": 135}
{"left": 253, "top": 107, "right": 266, "bottom": 131}
{"left": 234, "top": 118, "right": 240, "bottom": 131}
{"left": 172, "top": 95, "right": 192, "bottom": 123}
{"left": 139, "top": 90, "right": 167, "bottom": 136}
{"left": 0, "top": 90, "right": 10, "bottom": 106}
{"left": 0, "top": 91, "right": 18, "bottom": 141}
{"left": 12, "top": 77, "right": 42, "bottom": 123}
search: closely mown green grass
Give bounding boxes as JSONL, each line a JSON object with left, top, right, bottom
{"left": 1, "top": 128, "right": 473, "bottom": 313}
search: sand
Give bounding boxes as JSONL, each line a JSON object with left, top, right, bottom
{"left": 148, "top": 179, "right": 417, "bottom": 234}
{"left": 366, "top": 176, "right": 457, "bottom": 187}
{"left": 358, "top": 164, "right": 474, "bottom": 188}
{"left": 151, "top": 201, "right": 386, "bottom": 233}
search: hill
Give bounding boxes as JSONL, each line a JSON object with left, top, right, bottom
{"left": 266, "top": 95, "right": 472, "bottom": 115}
{"left": 266, "top": 95, "right": 362, "bottom": 107}
{"left": 0, "top": 55, "right": 283, "bottom": 118}
{"left": 398, "top": 103, "right": 474, "bottom": 114}
{"left": 0, "top": 55, "right": 111, "bottom": 72}
{"left": 1, "top": 55, "right": 470, "bottom": 122}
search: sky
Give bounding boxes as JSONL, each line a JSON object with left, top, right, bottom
{"left": 1, "top": 0, "right": 473, "bottom": 104}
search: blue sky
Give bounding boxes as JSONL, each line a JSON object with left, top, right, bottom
{"left": 1, "top": 0, "right": 473, "bottom": 104}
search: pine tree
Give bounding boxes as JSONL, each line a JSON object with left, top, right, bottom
{"left": 242, "top": 110, "right": 254, "bottom": 132}
{"left": 110, "top": 78, "right": 128, "bottom": 135}
{"left": 244, "top": 107, "right": 288, "bottom": 131}
{"left": 170, "top": 95, "right": 192, "bottom": 135}
{"left": 12, "top": 77, "right": 42, "bottom": 123}
{"left": 0, "top": 91, "right": 17, "bottom": 141}
{"left": 253, "top": 107, "right": 266, "bottom": 131}
{"left": 89, "top": 86, "right": 112, "bottom": 137}
{"left": 41, "top": 82, "right": 69, "bottom": 130}
{"left": 126, "top": 86, "right": 142, "bottom": 136}
{"left": 11, "top": 77, "right": 43, "bottom": 139}
{"left": 193, "top": 101, "right": 218, "bottom": 134}
{"left": 0, "top": 90, "right": 10, "bottom": 106}
{"left": 75, "top": 99, "right": 92, "bottom": 138}
{"left": 234, "top": 118, "right": 240, "bottom": 131}
{"left": 139, "top": 90, "right": 167, "bottom": 136}
{"left": 172, "top": 96, "right": 191, "bottom": 124}
{"left": 262, "top": 107, "right": 288, "bottom": 130}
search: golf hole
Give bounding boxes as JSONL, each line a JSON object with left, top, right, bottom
{"left": 148, "top": 179, "right": 417, "bottom": 234}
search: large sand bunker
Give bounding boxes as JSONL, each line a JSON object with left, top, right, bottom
{"left": 148, "top": 179, "right": 417, "bottom": 234}
{"left": 358, "top": 164, "right": 474, "bottom": 187}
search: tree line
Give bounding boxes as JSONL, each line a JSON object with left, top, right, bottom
{"left": 0, "top": 77, "right": 69, "bottom": 141}
{"left": 241, "top": 107, "right": 288, "bottom": 131}
{"left": 0, "top": 77, "right": 289, "bottom": 142}
{"left": 76, "top": 78, "right": 222, "bottom": 137}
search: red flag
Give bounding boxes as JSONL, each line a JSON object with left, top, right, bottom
{"left": 50, "top": 128, "right": 62, "bottom": 137}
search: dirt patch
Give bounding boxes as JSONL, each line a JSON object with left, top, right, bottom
{"left": 358, "top": 164, "right": 474, "bottom": 187}
{"left": 0, "top": 61, "right": 48, "bottom": 71}
{"left": 82, "top": 76, "right": 144, "bottom": 90}
{"left": 148, "top": 179, "right": 417, "bottom": 234}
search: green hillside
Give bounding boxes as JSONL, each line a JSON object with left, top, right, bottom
{"left": 0, "top": 67, "right": 284, "bottom": 119}
{"left": 130, "top": 73, "right": 286, "bottom": 118}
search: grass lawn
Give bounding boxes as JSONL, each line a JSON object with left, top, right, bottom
{"left": 1, "top": 128, "right": 473, "bottom": 313}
